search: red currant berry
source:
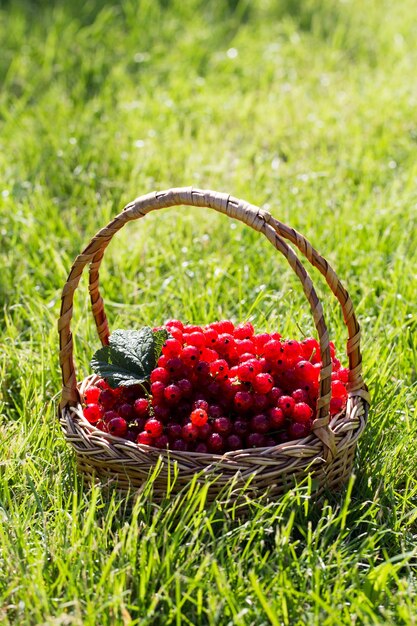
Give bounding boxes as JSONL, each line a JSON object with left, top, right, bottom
{"left": 293, "top": 402, "right": 313, "bottom": 423}
{"left": 207, "top": 432, "right": 224, "bottom": 453}
{"left": 145, "top": 419, "right": 164, "bottom": 437}
{"left": 190, "top": 409, "right": 208, "bottom": 426}
{"left": 182, "top": 423, "right": 199, "bottom": 442}
{"left": 172, "top": 439, "right": 188, "bottom": 451}
{"left": 162, "top": 338, "right": 182, "bottom": 358}
{"left": 195, "top": 442, "right": 208, "bottom": 453}
{"left": 137, "top": 431, "right": 154, "bottom": 445}
{"left": 165, "top": 319, "right": 184, "bottom": 331}
{"left": 292, "top": 388, "right": 309, "bottom": 404}
{"left": 268, "top": 407, "right": 285, "bottom": 428}
{"left": 226, "top": 434, "right": 243, "bottom": 450}
{"left": 84, "top": 386, "right": 101, "bottom": 404}
{"left": 108, "top": 417, "right": 128, "bottom": 437}
{"left": 99, "top": 388, "right": 117, "bottom": 410}
{"left": 268, "top": 387, "right": 284, "bottom": 404}
{"left": 213, "top": 417, "right": 233, "bottom": 435}
{"left": 187, "top": 332, "right": 206, "bottom": 349}
{"left": 203, "top": 327, "right": 218, "bottom": 346}
{"left": 246, "top": 433, "right": 267, "bottom": 448}
{"left": 83, "top": 403, "right": 102, "bottom": 424}
{"left": 96, "top": 378, "right": 110, "bottom": 390}
{"left": 164, "top": 384, "right": 182, "bottom": 404}
{"left": 234, "top": 419, "right": 249, "bottom": 436}
{"left": 278, "top": 395, "right": 295, "bottom": 417}
{"left": 263, "top": 340, "right": 282, "bottom": 360}
{"left": 118, "top": 403, "right": 133, "bottom": 419}
{"left": 330, "top": 397, "right": 345, "bottom": 416}
{"left": 331, "top": 380, "right": 348, "bottom": 399}
{"left": 288, "top": 421, "right": 311, "bottom": 439}
{"left": 133, "top": 397, "right": 150, "bottom": 418}
{"left": 150, "top": 381, "right": 165, "bottom": 399}
{"left": 200, "top": 348, "right": 218, "bottom": 363}
{"left": 180, "top": 345, "right": 200, "bottom": 367}
{"left": 237, "top": 359, "right": 260, "bottom": 382}
{"left": 233, "top": 322, "right": 254, "bottom": 340}
{"left": 253, "top": 333, "right": 271, "bottom": 354}
{"left": 177, "top": 378, "right": 193, "bottom": 398}
{"left": 152, "top": 403, "right": 170, "bottom": 422}
{"left": 166, "top": 423, "right": 183, "bottom": 441}
{"left": 103, "top": 410, "right": 119, "bottom": 423}
{"left": 250, "top": 414, "right": 270, "bottom": 434}
{"left": 150, "top": 367, "right": 171, "bottom": 384}
{"left": 234, "top": 391, "right": 253, "bottom": 413}
{"left": 252, "top": 373, "right": 274, "bottom": 394}
{"left": 197, "top": 422, "right": 212, "bottom": 440}
{"left": 154, "top": 434, "right": 169, "bottom": 449}
{"left": 210, "top": 359, "right": 229, "bottom": 380}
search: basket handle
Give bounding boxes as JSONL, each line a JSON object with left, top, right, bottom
{"left": 59, "top": 187, "right": 358, "bottom": 460}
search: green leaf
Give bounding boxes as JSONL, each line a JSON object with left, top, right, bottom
{"left": 90, "top": 327, "right": 168, "bottom": 388}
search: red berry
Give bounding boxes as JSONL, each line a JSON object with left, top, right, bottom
{"left": 213, "top": 416, "right": 233, "bottom": 435}
{"left": 103, "top": 410, "right": 119, "bottom": 423}
{"left": 187, "top": 332, "right": 206, "bottom": 349}
{"left": 214, "top": 320, "right": 235, "bottom": 334}
{"left": 236, "top": 339, "right": 256, "bottom": 356}
{"left": 180, "top": 345, "right": 200, "bottom": 367}
{"left": 150, "top": 367, "right": 170, "bottom": 384}
{"left": 182, "top": 423, "right": 199, "bottom": 441}
{"left": 84, "top": 386, "right": 101, "bottom": 404}
{"left": 269, "top": 407, "right": 285, "bottom": 428}
{"left": 177, "top": 378, "right": 193, "bottom": 398}
{"left": 278, "top": 395, "right": 295, "bottom": 417}
{"left": 268, "top": 387, "right": 284, "bottom": 404}
{"left": 152, "top": 403, "right": 170, "bottom": 422}
{"left": 164, "top": 384, "right": 182, "bottom": 404}
{"left": 293, "top": 402, "right": 313, "bottom": 423}
{"left": 246, "top": 433, "right": 267, "bottom": 448}
{"left": 234, "top": 391, "right": 253, "bottom": 412}
{"left": 154, "top": 434, "right": 169, "bottom": 449}
{"left": 237, "top": 359, "right": 261, "bottom": 382}
{"left": 203, "top": 328, "right": 218, "bottom": 346}
{"left": 330, "top": 397, "right": 345, "bottom": 416}
{"left": 145, "top": 419, "right": 164, "bottom": 437}
{"left": 195, "top": 442, "right": 209, "bottom": 453}
{"left": 118, "top": 403, "right": 133, "bottom": 419}
{"left": 288, "top": 421, "right": 311, "bottom": 439}
{"left": 331, "top": 380, "right": 348, "bottom": 399}
{"left": 252, "top": 373, "right": 274, "bottom": 394}
{"left": 137, "top": 431, "right": 154, "bottom": 445}
{"left": 95, "top": 378, "right": 110, "bottom": 390}
{"left": 210, "top": 359, "right": 229, "bottom": 379}
{"left": 108, "top": 417, "right": 128, "bottom": 437}
{"left": 295, "top": 360, "right": 318, "bottom": 383}
{"left": 133, "top": 397, "right": 150, "bottom": 417}
{"left": 166, "top": 423, "right": 183, "bottom": 441}
{"left": 234, "top": 420, "right": 249, "bottom": 436}
{"left": 250, "top": 414, "right": 270, "bottom": 434}
{"left": 226, "top": 434, "right": 243, "bottom": 450}
{"left": 200, "top": 348, "right": 218, "bottom": 363}
{"left": 151, "top": 381, "right": 165, "bottom": 399}
{"left": 162, "top": 338, "right": 182, "bottom": 357}
{"left": 83, "top": 403, "right": 102, "bottom": 424}
{"left": 233, "top": 322, "right": 254, "bottom": 340}
{"left": 263, "top": 340, "right": 282, "bottom": 360}
{"left": 165, "top": 319, "right": 184, "bottom": 331}
{"left": 337, "top": 367, "right": 349, "bottom": 384}
{"left": 172, "top": 439, "right": 188, "bottom": 451}
{"left": 99, "top": 388, "right": 117, "bottom": 410}
{"left": 207, "top": 432, "right": 224, "bottom": 453}
{"left": 197, "top": 422, "right": 212, "bottom": 440}
{"left": 190, "top": 409, "right": 208, "bottom": 426}
{"left": 292, "top": 388, "right": 309, "bottom": 404}
{"left": 253, "top": 333, "right": 271, "bottom": 354}
{"left": 252, "top": 393, "right": 269, "bottom": 412}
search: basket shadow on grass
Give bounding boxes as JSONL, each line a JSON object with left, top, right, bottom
{"left": 80, "top": 449, "right": 411, "bottom": 567}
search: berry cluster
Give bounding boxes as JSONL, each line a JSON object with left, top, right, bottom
{"left": 83, "top": 320, "right": 349, "bottom": 453}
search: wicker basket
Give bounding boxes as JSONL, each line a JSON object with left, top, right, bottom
{"left": 58, "top": 187, "right": 370, "bottom": 502}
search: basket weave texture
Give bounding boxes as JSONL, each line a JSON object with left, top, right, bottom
{"left": 58, "top": 187, "right": 370, "bottom": 501}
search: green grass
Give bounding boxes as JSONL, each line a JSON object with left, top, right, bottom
{"left": 1, "top": 0, "right": 417, "bottom": 623}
